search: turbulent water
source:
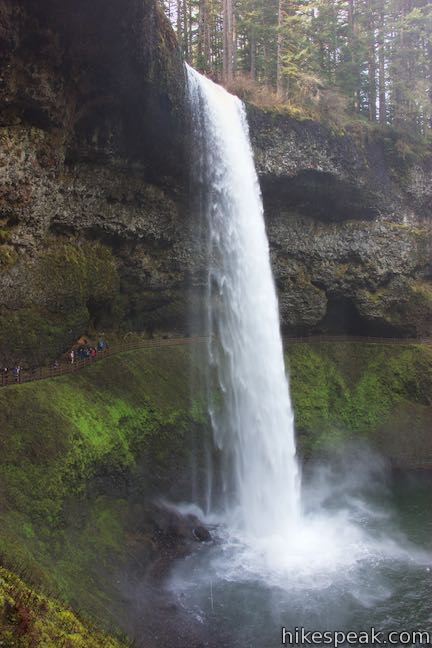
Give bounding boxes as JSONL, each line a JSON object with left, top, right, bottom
{"left": 176, "top": 66, "right": 432, "bottom": 648}
{"left": 170, "top": 469, "right": 432, "bottom": 648}
{"left": 187, "top": 64, "right": 300, "bottom": 538}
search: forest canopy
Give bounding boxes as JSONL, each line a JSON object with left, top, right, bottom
{"left": 161, "top": 0, "right": 432, "bottom": 135}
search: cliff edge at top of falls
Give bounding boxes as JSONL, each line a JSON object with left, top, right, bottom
{"left": 248, "top": 105, "right": 432, "bottom": 225}
{"left": 1, "top": 0, "right": 432, "bottom": 367}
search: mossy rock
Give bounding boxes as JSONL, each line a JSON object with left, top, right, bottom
{"left": 37, "top": 242, "right": 119, "bottom": 314}
{"left": 0, "top": 244, "right": 18, "bottom": 267}
{"left": 0, "top": 239, "right": 121, "bottom": 366}
{"left": 0, "top": 565, "right": 127, "bottom": 647}
{"left": 356, "top": 278, "right": 432, "bottom": 337}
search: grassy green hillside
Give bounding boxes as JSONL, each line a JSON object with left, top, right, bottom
{"left": 287, "top": 341, "right": 432, "bottom": 465}
{"left": 0, "top": 344, "right": 208, "bottom": 637}
{"left": 0, "top": 338, "right": 431, "bottom": 643}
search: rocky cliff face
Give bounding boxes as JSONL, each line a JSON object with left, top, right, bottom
{"left": 0, "top": 0, "right": 198, "bottom": 365}
{"left": 1, "top": 0, "right": 431, "bottom": 366}
{"left": 248, "top": 108, "right": 432, "bottom": 337}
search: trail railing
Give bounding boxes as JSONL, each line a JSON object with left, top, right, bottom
{"left": 283, "top": 334, "right": 432, "bottom": 346}
{"left": 0, "top": 336, "right": 207, "bottom": 388}
{"left": 1, "top": 334, "right": 430, "bottom": 389}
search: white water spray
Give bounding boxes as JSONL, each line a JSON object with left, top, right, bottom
{"left": 187, "top": 65, "right": 300, "bottom": 539}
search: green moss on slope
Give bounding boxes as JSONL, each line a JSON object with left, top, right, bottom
{"left": 0, "top": 566, "right": 127, "bottom": 647}
{"left": 0, "top": 344, "right": 208, "bottom": 628}
{"left": 286, "top": 341, "right": 432, "bottom": 462}
{"left": 0, "top": 338, "right": 430, "bottom": 641}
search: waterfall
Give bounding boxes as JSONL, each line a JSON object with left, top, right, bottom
{"left": 187, "top": 65, "right": 300, "bottom": 539}
{"left": 171, "top": 67, "right": 422, "bottom": 616}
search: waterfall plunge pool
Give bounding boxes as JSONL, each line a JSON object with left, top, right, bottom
{"left": 167, "top": 464, "right": 432, "bottom": 648}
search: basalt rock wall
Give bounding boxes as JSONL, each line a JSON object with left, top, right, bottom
{"left": 0, "top": 0, "right": 200, "bottom": 366}
{"left": 1, "top": 1, "right": 432, "bottom": 367}
{"left": 248, "top": 108, "right": 432, "bottom": 338}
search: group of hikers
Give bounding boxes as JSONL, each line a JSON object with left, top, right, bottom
{"left": 2, "top": 365, "right": 22, "bottom": 385}
{"left": 69, "top": 338, "right": 108, "bottom": 363}
{"left": 1, "top": 338, "right": 109, "bottom": 386}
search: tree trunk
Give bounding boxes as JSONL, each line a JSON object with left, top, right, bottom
{"left": 232, "top": 10, "right": 237, "bottom": 76}
{"left": 263, "top": 41, "right": 269, "bottom": 86}
{"left": 223, "top": 0, "right": 234, "bottom": 82}
{"left": 182, "top": 0, "right": 189, "bottom": 60}
{"left": 394, "top": 1, "right": 406, "bottom": 129}
{"left": 378, "top": 0, "right": 386, "bottom": 124}
{"left": 177, "top": 0, "right": 182, "bottom": 45}
{"left": 204, "top": 0, "right": 211, "bottom": 72}
{"left": 368, "top": 0, "right": 377, "bottom": 121}
{"left": 198, "top": 0, "right": 210, "bottom": 71}
{"left": 188, "top": 0, "right": 193, "bottom": 60}
{"left": 250, "top": 27, "right": 256, "bottom": 81}
{"left": 277, "top": 0, "right": 286, "bottom": 99}
{"left": 348, "top": 0, "right": 360, "bottom": 112}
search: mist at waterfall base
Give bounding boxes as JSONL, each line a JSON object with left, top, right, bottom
{"left": 171, "top": 464, "right": 432, "bottom": 647}
{"left": 167, "top": 67, "right": 432, "bottom": 647}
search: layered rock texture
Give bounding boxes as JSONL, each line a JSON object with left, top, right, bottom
{"left": 1, "top": 0, "right": 431, "bottom": 368}
{"left": 248, "top": 108, "right": 432, "bottom": 337}
{"left": 0, "top": 0, "right": 193, "bottom": 365}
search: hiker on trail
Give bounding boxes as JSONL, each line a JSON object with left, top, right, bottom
{"left": 69, "top": 349, "right": 75, "bottom": 364}
{"left": 13, "top": 366, "right": 21, "bottom": 383}
{"left": 77, "top": 347, "right": 86, "bottom": 360}
{"left": 90, "top": 347, "right": 97, "bottom": 358}
{"left": 97, "top": 338, "right": 106, "bottom": 352}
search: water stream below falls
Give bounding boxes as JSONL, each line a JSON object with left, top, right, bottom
{"left": 172, "top": 67, "right": 432, "bottom": 647}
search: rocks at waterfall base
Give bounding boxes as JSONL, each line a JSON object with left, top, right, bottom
{"left": 145, "top": 504, "right": 212, "bottom": 579}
